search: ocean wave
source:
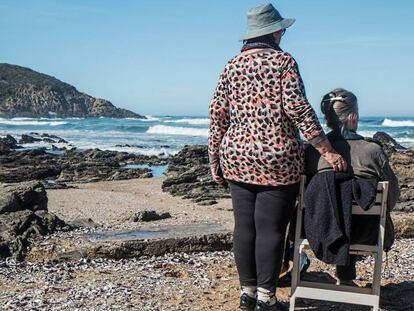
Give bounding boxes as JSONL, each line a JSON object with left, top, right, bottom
{"left": 382, "top": 118, "right": 414, "bottom": 127}
{"left": 164, "top": 118, "right": 210, "bottom": 125}
{"left": 20, "top": 141, "right": 71, "bottom": 149}
{"left": 108, "top": 146, "right": 179, "bottom": 157}
{"left": 0, "top": 119, "right": 68, "bottom": 126}
{"left": 396, "top": 137, "right": 414, "bottom": 144}
{"left": 358, "top": 130, "right": 376, "bottom": 138}
{"left": 9, "top": 117, "right": 84, "bottom": 121}
{"left": 141, "top": 115, "right": 161, "bottom": 121}
{"left": 146, "top": 125, "right": 209, "bottom": 137}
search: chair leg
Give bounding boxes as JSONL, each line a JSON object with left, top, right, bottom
{"left": 372, "top": 301, "right": 379, "bottom": 311}
{"left": 372, "top": 253, "right": 383, "bottom": 296}
{"left": 289, "top": 295, "right": 296, "bottom": 311}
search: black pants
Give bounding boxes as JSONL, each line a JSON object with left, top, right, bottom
{"left": 228, "top": 180, "right": 299, "bottom": 293}
{"left": 336, "top": 256, "right": 357, "bottom": 280}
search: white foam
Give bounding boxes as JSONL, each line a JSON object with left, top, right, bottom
{"left": 358, "top": 131, "right": 376, "bottom": 138}
{"left": 107, "top": 146, "right": 179, "bottom": 157}
{"left": 146, "top": 125, "right": 209, "bottom": 137}
{"left": 0, "top": 119, "right": 68, "bottom": 126}
{"left": 20, "top": 141, "right": 66, "bottom": 149}
{"left": 71, "top": 139, "right": 179, "bottom": 157}
{"left": 382, "top": 118, "right": 414, "bottom": 127}
{"left": 396, "top": 137, "right": 414, "bottom": 144}
{"left": 141, "top": 115, "right": 161, "bottom": 121}
{"left": 164, "top": 118, "right": 210, "bottom": 125}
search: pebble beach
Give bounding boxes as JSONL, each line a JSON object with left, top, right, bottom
{"left": 1, "top": 177, "right": 413, "bottom": 311}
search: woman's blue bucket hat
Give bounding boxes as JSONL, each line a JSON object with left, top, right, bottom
{"left": 240, "top": 3, "right": 295, "bottom": 41}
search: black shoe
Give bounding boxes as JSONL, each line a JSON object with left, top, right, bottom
{"left": 240, "top": 293, "right": 256, "bottom": 311}
{"left": 255, "top": 300, "right": 289, "bottom": 311}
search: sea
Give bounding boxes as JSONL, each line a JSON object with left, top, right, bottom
{"left": 0, "top": 116, "right": 413, "bottom": 157}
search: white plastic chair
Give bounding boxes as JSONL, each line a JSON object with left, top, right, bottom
{"left": 289, "top": 176, "right": 389, "bottom": 311}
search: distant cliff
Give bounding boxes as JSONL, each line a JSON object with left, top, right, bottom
{"left": 0, "top": 63, "right": 144, "bottom": 119}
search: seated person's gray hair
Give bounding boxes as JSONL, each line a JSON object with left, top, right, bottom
{"left": 321, "top": 88, "right": 358, "bottom": 130}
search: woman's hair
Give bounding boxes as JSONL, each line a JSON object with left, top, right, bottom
{"left": 321, "top": 88, "right": 358, "bottom": 130}
{"left": 243, "top": 33, "right": 279, "bottom": 48}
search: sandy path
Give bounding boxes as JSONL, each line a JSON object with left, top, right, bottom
{"left": 47, "top": 177, "right": 234, "bottom": 230}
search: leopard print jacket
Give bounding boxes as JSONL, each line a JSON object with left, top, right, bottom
{"left": 208, "top": 48, "right": 324, "bottom": 186}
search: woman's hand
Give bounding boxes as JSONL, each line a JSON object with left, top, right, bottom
{"left": 323, "top": 151, "right": 348, "bottom": 172}
{"left": 312, "top": 137, "right": 348, "bottom": 172}
{"left": 211, "top": 163, "right": 228, "bottom": 188}
{"left": 209, "top": 154, "right": 228, "bottom": 188}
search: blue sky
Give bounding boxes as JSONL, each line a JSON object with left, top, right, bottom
{"left": 0, "top": 0, "right": 413, "bottom": 116}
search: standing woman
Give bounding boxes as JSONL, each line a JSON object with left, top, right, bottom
{"left": 208, "top": 3, "right": 347, "bottom": 311}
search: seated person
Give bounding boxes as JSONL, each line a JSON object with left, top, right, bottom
{"left": 304, "top": 88, "right": 399, "bottom": 285}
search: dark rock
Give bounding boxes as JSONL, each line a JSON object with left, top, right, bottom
{"left": 87, "top": 232, "right": 233, "bottom": 260}
{"left": 30, "top": 224, "right": 233, "bottom": 262}
{"left": 393, "top": 214, "right": 414, "bottom": 239}
{"left": 115, "top": 144, "right": 145, "bottom": 148}
{"left": 0, "top": 137, "right": 167, "bottom": 183}
{"left": 19, "top": 134, "right": 41, "bottom": 144}
{"left": 0, "top": 135, "right": 19, "bottom": 150}
{"left": 53, "top": 250, "right": 86, "bottom": 262}
{"left": 0, "top": 210, "right": 67, "bottom": 260}
{"left": 197, "top": 200, "right": 218, "bottom": 206}
{"left": 51, "top": 144, "right": 65, "bottom": 151}
{"left": 41, "top": 133, "right": 61, "bottom": 139}
{"left": 0, "top": 181, "right": 47, "bottom": 214}
{"left": 0, "top": 182, "right": 68, "bottom": 260}
{"left": 68, "top": 218, "right": 99, "bottom": 228}
{"left": 129, "top": 211, "right": 172, "bottom": 222}
{"left": 107, "top": 169, "right": 153, "bottom": 181}
{"left": 58, "top": 138, "right": 68, "bottom": 143}
{"left": 388, "top": 148, "right": 414, "bottom": 213}
{"left": 373, "top": 131, "right": 406, "bottom": 155}
{"left": 41, "top": 180, "right": 71, "bottom": 190}
{"left": 42, "top": 138, "right": 56, "bottom": 143}
{"left": 3, "top": 135, "right": 17, "bottom": 145}
{"left": 162, "top": 145, "right": 230, "bottom": 205}
{"left": 0, "top": 63, "right": 145, "bottom": 118}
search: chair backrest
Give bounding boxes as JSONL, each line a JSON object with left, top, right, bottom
{"left": 298, "top": 176, "right": 389, "bottom": 217}
{"left": 352, "top": 181, "right": 389, "bottom": 217}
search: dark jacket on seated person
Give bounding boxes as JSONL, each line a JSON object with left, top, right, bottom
{"left": 304, "top": 129, "right": 400, "bottom": 264}
{"left": 304, "top": 171, "right": 377, "bottom": 265}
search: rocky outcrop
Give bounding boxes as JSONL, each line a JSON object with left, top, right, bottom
{"left": 373, "top": 131, "right": 406, "bottom": 155}
{"left": 28, "top": 223, "right": 233, "bottom": 262}
{"left": 0, "top": 63, "right": 144, "bottom": 118}
{"left": 162, "top": 145, "right": 230, "bottom": 205}
{"left": 0, "top": 135, "right": 20, "bottom": 151}
{"left": 0, "top": 181, "right": 68, "bottom": 260}
{"left": 19, "top": 134, "right": 42, "bottom": 144}
{"left": 127, "top": 210, "right": 172, "bottom": 222}
{"left": 87, "top": 232, "right": 233, "bottom": 260}
{"left": 0, "top": 134, "right": 169, "bottom": 184}
{"left": 393, "top": 213, "right": 414, "bottom": 239}
{"left": 389, "top": 148, "right": 414, "bottom": 212}
{"left": 0, "top": 181, "right": 47, "bottom": 214}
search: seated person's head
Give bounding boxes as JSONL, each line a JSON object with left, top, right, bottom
{"left": 321, "top": 88, "right": 359, "bottom": 131}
